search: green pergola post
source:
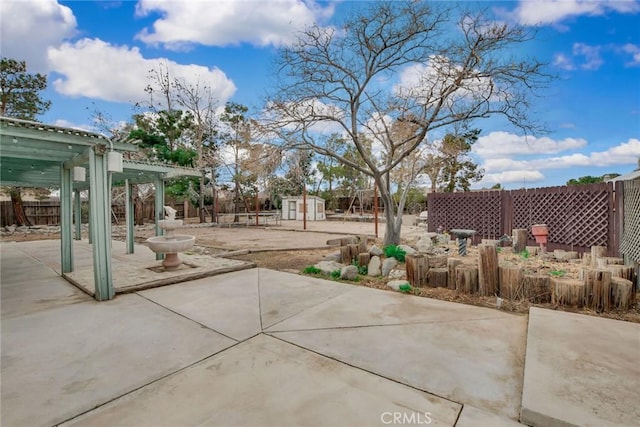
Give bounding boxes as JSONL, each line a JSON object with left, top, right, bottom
{"left": 88, "top": 146, "right": 114, "bottom": 301}
{"left": 74, "top": 188, "right": 82, "bottom": 240}
{"left": 60, "top": 166, "right": 73, "bottom": 273}
{"left": 154, "top": 176, "right": 165, "bottom": 261}
{"left": 125, "top": 179, "right": 134, "bottom": 254}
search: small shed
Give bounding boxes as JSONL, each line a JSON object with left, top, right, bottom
{"left": 281, "top": 196, "right": 325, "bottom": 221}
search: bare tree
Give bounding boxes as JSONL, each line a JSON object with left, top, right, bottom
{"left": 264, "top": 1, "right": 551, "bottom": 245}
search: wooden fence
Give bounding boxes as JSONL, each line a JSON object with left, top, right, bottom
{"left": 427, "top": 182, "right": 621, "bottom": 256}
{"left": 0, "top": 200, "right": 202, "bottom": 227}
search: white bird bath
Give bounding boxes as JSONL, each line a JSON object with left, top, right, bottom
{"left": 146, "top": 208, "right": 196, "bottom": 271}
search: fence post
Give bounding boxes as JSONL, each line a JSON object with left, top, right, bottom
{"left": 613, "top": 181, "right": 624, "bottom": 257}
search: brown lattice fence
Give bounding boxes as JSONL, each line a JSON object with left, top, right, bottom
{"left": 620, "top": 179, "right": 640, "bottom": 262}
{"left": 428, "top": 182, "right": 619, "bottom": 255}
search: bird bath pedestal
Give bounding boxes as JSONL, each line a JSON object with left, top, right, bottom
{"left": 146, "top": 207, "right": 195, "bottom": 271}
{"left": 449, "top": 229, "right": 476, "bottom": 256}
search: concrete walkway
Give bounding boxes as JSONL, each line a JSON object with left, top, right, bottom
{"left": 2, "top": 241, "right": 638, "bottom": 426}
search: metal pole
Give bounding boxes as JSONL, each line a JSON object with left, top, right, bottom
{"left": 303, "top": 187, "right": 307, "bottom": 230}
{"left": 255, "top": 187, "right": 259, "bottom": 226}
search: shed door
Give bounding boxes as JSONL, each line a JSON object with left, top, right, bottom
{"left": 288, "top": 201, "right": 296, "bottom": 219}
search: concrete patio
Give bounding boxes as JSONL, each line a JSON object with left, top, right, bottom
{"left": 1, "top": 240, "right": 638, "bottom": 426}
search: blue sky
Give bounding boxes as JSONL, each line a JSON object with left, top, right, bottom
{"left": 1, "top": 0, "right": 639, "bottom": 189}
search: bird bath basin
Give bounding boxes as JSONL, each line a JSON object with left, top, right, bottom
{"left": 449, "top": 229, "right": 476, "bottom": 256}
{"left": 146, "top": 208, "right": 196, "bottom": 271}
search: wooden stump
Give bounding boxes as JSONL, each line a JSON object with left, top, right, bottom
{"left": 406, "top": 254, "right": 429, "bottom": 287}
{"left": 522, "top": 274, "right": 551, "bottom": 303}
{"left": 358, "top": 252, "right": 370, "bottom": 269}
{"left": 590, "top": 246, "right": 607, "bottom": 268}
{"left": 552, "top": 278, "right": 585, "bottom": 307}
{"left": 526, "top": 246, "right": 540, "bottom": 256}
{"left": 358, "top": 235, "right": 368, "bottom": 254}
{"left": 348, "top": 244, "right": 359, "bottom": 263}
{"left": 340, "top": 246, "right": 351, "bottom": 264}
{"left": 583, "top": 269, "right": 612, "bottom": 312}
{"left": 478, "top": 244, "right": 499, "bottom": 296}
{"left": 512, "top": 229, "right": 528, "bottom": 253}
{"left": 455, "top": 266, "right": 479, "bottom": 294}
{"left": 428, "top": 268, "right": 448, "bottom": 288}
{"left": 595, "top": 257, "right": 624, "bottom": 268}
{"left": 427, "top": 255, "right": 448, "bottom": 268}
{"left": 554, "top": 250, "right": 579, "bottom": 261}
{"left": 611, "top": 277, "right": 634, "bottom": 310}
{"left": 447, "top": 258, "right": 462, "bottom": 290}
{"left": 607, "top": 265, "right": 634, "bottom": 281}
{"left": 582, "top": 253, "right": 592, "bottom": 266}
{"left": 499, "top": 266, "right": 524, "bottom": 300}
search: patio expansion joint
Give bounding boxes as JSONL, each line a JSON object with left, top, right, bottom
{"left": 267, "top": 333, "right": 465, "bottom": 411}
{"left": 259, "top": 284, "right": 354, "bottom": 331}
{"left": 265, "top": 314, "right": 524, "bottom": 334}
{"left": 56, "top": 338, "right": 248, "bottom": 427}
{"left": 135, "top": 292, "right": 240, "bottom": 343}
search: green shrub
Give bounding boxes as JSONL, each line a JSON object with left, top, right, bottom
{"left": 399, "top": 283, "right": 412, "bottom": 293}
{"left": 519, "top": 249, "right": 530, "bottom": 259}
{"left": 302, "top": 266, "right": 322, "bottom": 275}
{"left": 330, "top": 270, "right": 341, "bottom": 279}
{"left": 549, "top": 269, "right": 566, "bottom": 277}
{"left": 352, "top": 260, "right": 368, "bottom": 275}
{"left": 383, "top": 245, "right": 407, "bottom": 262}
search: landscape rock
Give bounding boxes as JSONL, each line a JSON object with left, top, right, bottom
{"left": 323, "top": 252, "right": 342, "bottom": 262}
{"left": 369, "top": 246, "right": 383, "bottom": 256}
{"left": 387, "top": 280, "right": 410, "bottom": 291}
{"left": 381, "top": 258, "right": 398, "bottom": 277}
{"left": 368, "top": 256, "right": 382, "bottom": 276}
{"left": 388, "top": 269, "right": 406, "bottom": 280}
{"left": 416, "top": 238, "right": 432, "bottom": 253}
{"left": 340, "top": 265, "right": 359, "bottom": 280}
{"left": 398, "top": 245, "right": 417, "bottom": 255}
{"left": 315, "top": 260, "right": 344, "bottom": 275}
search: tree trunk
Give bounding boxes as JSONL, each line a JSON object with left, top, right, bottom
{"left": 199, "top": 173, "right": 205, "bottom": 223}
{"left": 10, "top": 188, "right": 32, "bottom": 226}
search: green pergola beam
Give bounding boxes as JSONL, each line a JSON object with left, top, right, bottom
{"left": 88, "top": 146, "right": 114, "bottom": 301}
{"left": 60, "top": 167, "right": 73, "bottom": 273}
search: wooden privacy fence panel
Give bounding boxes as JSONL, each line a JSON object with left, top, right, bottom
{"left": 428, "top": 182, "right": 618, "bottom": 255}
{"left": 620, "top": 179, "right": 640, "bottom": 262}
{"left": 427, "top": 190, "right": 502, "bottom": 243}
{"left": 510, "top": 183, "right": 611, "bottom": 249}
{"left": 0, "top": 200, "right": 197, "bottom": 227}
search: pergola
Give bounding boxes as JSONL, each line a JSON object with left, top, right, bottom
{"left": 0, "top": 116, "right": 201, "bottom": 301}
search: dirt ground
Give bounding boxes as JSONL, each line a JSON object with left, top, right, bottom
{"left": 3, "top": 219, "right": 638, "bottom": 323}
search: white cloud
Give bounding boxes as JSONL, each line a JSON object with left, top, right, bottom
{"left": 553, "top": 53, "right": 575, "bottom": 70}
{"left": 572, "top": 43, "right": 603, "bottom": 70}
{"left": 135, "top": 0, "right": 335, "bottom": 49}
{"left": 621, "top": 43, "right": 640, "bottom": 67}
{"left": 0, "top": 0, "right": 77, "bottom": 72}
{"left": 474, "top": 131, "right": 587, "bottom": 158}
{"left": 482, "top": 170, "right": 545, "bottom": 185}
{"left": 48, "top": 38, "right": 236, "bottom": 105}
{"left": 514, "top": 0, "right": 640, "bottom": 26}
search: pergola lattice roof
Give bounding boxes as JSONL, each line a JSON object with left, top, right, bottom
{"left": 0, "top": 116, "right": 201, "bottom": 189}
